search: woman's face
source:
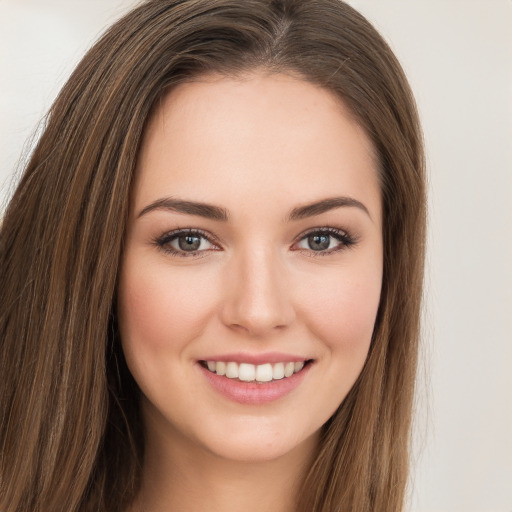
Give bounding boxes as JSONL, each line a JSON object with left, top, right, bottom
{"left": 118, "top": 72, "right": 383, "bottom": 463}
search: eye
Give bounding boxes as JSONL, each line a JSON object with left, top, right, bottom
{"left": 154, "top": 229, "right": 219, "bottom": 257}
{"left": 293, "top": 227, "right": 356, "bottom": 254}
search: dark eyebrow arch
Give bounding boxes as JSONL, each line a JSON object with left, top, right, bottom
{"left": 137, "top": 195, "right": 370, "bottom": 223}
{"left": 287, "top": 196, "right": 371, "bottom": 221}
{"left": 137, "top": 197, "right": 229, "bottom": 221}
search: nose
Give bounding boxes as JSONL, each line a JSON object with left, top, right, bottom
{"left": 219, "top": 247, "right": 296, "bottom": 337}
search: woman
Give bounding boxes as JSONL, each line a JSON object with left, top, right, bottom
{"left": 0, "top": 1, "right": 426, "bottom": 511}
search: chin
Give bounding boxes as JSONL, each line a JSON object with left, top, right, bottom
{"left": 146, "top": 396, "right": 323, "bottom": 466}
{"left": 199, "top": 423, "right": 320, "bottom": 464}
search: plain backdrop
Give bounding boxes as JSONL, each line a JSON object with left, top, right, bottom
{"left": 1, "top": 1, "right": 511, "bottom": 511}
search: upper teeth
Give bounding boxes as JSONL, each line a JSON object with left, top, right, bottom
{"left": 206, "top": 361, "right": 305, "bottom": 382}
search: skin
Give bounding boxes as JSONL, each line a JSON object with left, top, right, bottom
{"left": 118, "top": 71, "right": 383, "bottom": 512}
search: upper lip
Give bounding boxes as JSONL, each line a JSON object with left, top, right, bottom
{"left": 199, "top": 352, "right": 311, "bottom": 365}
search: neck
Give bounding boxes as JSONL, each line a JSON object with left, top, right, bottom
{"left": 131, "top": 416, "right": 319, "bottom": 512}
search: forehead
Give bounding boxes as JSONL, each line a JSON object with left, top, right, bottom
{"left": 133, "top": 72, "right": 380, "bottom": 223}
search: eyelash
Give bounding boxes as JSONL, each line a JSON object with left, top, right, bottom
{"left": 153, "top": 226, "right": 357, "bottom": 258}
{"left": 294, "top": 226, "right": 357, "bottom": 257}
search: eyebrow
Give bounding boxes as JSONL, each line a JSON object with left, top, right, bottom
{"left": 137, "top": 198, "right": 229, "bottom": 221}
{"left": 287, "top": 196, "right": 371, "bottom": 221}
{"left": 137, "top": 196, "right": 371, "bottom": 222}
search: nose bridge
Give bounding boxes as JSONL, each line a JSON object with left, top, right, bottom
{"left": 221, "top": 244, "right": 295, "bottom": 335}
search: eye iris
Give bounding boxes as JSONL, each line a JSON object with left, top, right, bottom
{"left": 178, "top": 235, "right": 201, "bottom": 251}
{"left": 308, "top": 234, "right": 330, "bottom": 251}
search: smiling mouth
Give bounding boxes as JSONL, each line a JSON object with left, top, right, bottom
{"left": 199, "top": 360, "right": 313, "bottom": 383}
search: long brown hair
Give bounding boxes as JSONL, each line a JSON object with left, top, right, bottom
{"left": 0, "top": 1, "right": 426, "bottom": 511}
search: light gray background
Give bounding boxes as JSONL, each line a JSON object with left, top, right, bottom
{"left": 1, "top": 1, "right": 511, "bottom": 511}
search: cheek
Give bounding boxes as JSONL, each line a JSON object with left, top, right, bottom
{"left": 117, "top": 259, "right": 218, "bottom": 354}
{"left": 298, "top": 264, "right": 382, "bottom": 357}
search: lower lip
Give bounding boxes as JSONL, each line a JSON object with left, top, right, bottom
{"left": 198, "top": 363, "right": 311, "bottom": 405}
